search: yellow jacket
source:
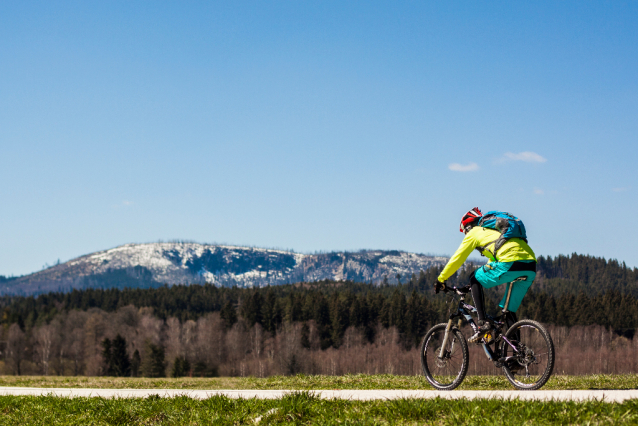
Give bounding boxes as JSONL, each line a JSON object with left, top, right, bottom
{"left": 437, "top": 226, "right": 536, "bottom": 282}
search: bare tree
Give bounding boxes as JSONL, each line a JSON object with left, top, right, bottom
{"left": 165, "top": 317, "right": 182, "bottom": 374}
{"left": 111, "top": 305, "right": 142, "bottom": 359}
{"left": 275, "top": 322, "right": 302, "bottom": 375}
{"left": 192, "top": 313, "right": 225, "bottom": 376}
{"left": 62, "top": 311, "right": 89, "bottom": 376}
{"left": 249, "top": 323, "right": 264, "bottom": 360}
{"left": 34, "top": 323, "right": 59, "bottom": 375}
{"left": 223, "top": 321, "right": 250, "bottom": 376}
{"left": 83, "top": 309, "right": 109, "bottom": 376}
{"left": 6, "top": 300, "right": 638, "bottom": 378}
{"left": 342, "top": 327, "right": 365, "bottom": 350}
{"left": 182, "top": 319, "right": 197, "bottom": 366}
{"left": 6, "top": 324, "right": 26, "bottom": 375}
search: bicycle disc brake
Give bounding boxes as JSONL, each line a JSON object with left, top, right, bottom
{"left": 434, "top": 346, "right": 451, "bottom": 368}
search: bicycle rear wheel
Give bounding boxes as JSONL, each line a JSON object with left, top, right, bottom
{"left": 420, "top": 323, "right": 469, "bottom": 390}
{"left": 500, "top": 319, "right": 554, "bottom": 390}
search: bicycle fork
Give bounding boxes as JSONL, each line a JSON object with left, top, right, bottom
{"left": 438, "top": 319, "right": 454, "bottom": 358}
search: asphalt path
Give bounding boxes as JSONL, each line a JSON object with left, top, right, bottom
{"left": 0, "top": 387, "right": 637, "bottom": 402}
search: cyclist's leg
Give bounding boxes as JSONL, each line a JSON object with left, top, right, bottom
{"left": 472, "top": 263, "right": 510, "bottom": 333}
{"left": 496, "top": 271, "right": 534, "bottom": 312}
{"left": 468, "top": 265, "right": 513, "bottom": 342}
{"left": 469, "top": 271, "right": 487, "bottom": 321}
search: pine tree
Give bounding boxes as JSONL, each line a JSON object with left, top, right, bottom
{"left": 131, "top": 349, "right": 141, "bottom": 377}
{"left": 311, "top": 293, "right": 332, "bottom": 349}
{"left": 220, "top": 300, "right": 238, "bottom": 329}
{"left": 182, "top": 357, "right": 191, "bottom": 376}
{"left": 300, "top": 322, "right": 310, "bottom": 349}
{"left": 111, "top": 334, "right": 131, "bottom": 377}
{"left": 417, "top": 270, "right": 427, "bottom": 291}
{"left": 349, "top": 297, "right": 363, "bottom": 327}
{"left": 142, "top": 342, "right": 166, "bottom": 378}
{"left": 379, "top": 298, "right": 390, "bottom": 329}
{"left": 240, "top": 291, "right": 263, "bottom": 326}
{"left": 405, "top": 290, "right": 426, "bottom": 348}
{"left": 193, "top": 361, "right": 217, "bottom": 377}
{"left": 101, "top": 338, "right": 114, "bottom": 376}
{"left": 284, "top": 293, "right": 302, "bottom": 323}
{"left": 172, "top": 356, "right": 191, "bottom": 377}
{"left": 261, "top": 288, "right": 281, "bottom": 334}
{"left": 389, "top": 290, "right": 407, "bottom": 333}
{"left": 330, "top": 294, "right": 349, "bottom": 348}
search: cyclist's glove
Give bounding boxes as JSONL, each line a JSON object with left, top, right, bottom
{"left": 434, "top": 280, "right": 447, "bottom": 294}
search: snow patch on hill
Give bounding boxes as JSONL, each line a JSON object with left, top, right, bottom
{"left": 1, "top": 243, "right": 449, "bottom": 296}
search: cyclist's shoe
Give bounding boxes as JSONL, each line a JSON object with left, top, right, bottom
{"left": 469, "top": 320, "right": 493, "bottom": 344}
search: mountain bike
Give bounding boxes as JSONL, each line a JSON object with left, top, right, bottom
{"left": 420, "top": 276, "right": 555, "bottom": 390}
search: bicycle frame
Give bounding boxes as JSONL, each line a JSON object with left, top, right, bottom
{"left": 439, "top": 279, "right": 527, "bottom": 366}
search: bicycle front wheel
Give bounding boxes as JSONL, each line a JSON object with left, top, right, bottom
{"left": 420, "top": 323, "right": 469, "bottom": 390}
{"left": 500, "top": 319, "right": 554, "bottom": 390}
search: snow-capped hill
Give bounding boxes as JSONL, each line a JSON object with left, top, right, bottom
{"left": 73, "top": 243, "right": 305, "bottom": 284}
{"left": 1, "top": 243, "right": 449, "bottom": 296}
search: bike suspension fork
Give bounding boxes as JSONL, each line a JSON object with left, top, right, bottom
{"left": 438, "top": 319, "right": 454, "bottom": 359}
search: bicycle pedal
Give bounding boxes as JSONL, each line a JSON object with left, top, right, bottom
{"left": 468, "top": 332, "right": 485, "bottom": 344}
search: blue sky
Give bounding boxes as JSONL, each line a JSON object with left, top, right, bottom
{"left": 1, "top": 1, "right": 637, "bottom": 276}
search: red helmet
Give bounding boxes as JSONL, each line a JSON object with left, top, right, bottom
{"left": 460, "top": 207, "right": 483, "bottom": 233}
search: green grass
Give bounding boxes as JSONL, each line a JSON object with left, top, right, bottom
{"left": 2, "top": 375, "right": 637, "bottom": 425}
{"left": 0, "top": 392, "right": 637, "bottom": 425}
{"left": 1, "top": 374, "right": 638, "bottom": 390}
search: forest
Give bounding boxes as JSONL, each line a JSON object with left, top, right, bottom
{"left": 0, "top": 253, "right": 637, "bottom": 377}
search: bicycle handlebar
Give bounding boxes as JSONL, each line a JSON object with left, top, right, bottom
{"left": 439, "top": 285, "right": 471, "bottom": 295}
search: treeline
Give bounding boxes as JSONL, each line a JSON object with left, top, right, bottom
{"left": 3, "top": 255, "right": 638, "bottom": 334}
{"left": 0, "top": 266, "right": 477, "bottom": 347}
{"left": 535, "top": 253, "right": 638, "bottom": 296}
{"left": 3, "top": 302, "right": 637, "bottom": 377}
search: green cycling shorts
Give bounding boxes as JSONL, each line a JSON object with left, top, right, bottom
{"left": 474, "top": 260, "right": 536, "bottom": 312}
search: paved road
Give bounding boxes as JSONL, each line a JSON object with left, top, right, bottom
{"left": 0, "top": 387, "right": 637, "bottom": 402}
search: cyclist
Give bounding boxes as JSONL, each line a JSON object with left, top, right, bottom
{"left": 435, "top": 208, "right": 537, "bottom": 343}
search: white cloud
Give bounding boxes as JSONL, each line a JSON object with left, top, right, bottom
{"left": 533, "top": 188, "right": 544, "bottom": 195}
{"left": 500, "top": 151, "right": 547, "bottom": 163}
{"left": 612, "top": 187, "right": 630, "bottom": 192}
{"left": 448, "top": 162, "right": 479, "bottom": 172}
{"left": 111, "top": 200, "right": 134, "bottom": 209}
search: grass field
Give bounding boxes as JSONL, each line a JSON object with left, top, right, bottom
{"left": 1, "top": 374, "right": 638, "bottom": 390}
{"left": 1, "top": 375, "right": 637, "bottom": 425}
{"left": 0, "top": 392, "right": 637, "bottom": 425}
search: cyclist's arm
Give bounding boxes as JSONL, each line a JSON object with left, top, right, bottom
{"left": 437, "top": 228, "right": 480, "bottom": 282}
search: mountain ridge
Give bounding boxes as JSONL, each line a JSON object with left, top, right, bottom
{"left": 0, "top": 242, "right": 450, "bottom": 296}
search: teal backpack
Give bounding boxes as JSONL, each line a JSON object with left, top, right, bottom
{"left": 475, "top": 211, "right": 528, "bottom": 261}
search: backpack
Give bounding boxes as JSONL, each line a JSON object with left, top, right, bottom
{"left": 475, "top": 211, "right": 528, "bottom": 261}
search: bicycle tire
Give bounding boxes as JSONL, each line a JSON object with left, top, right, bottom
{"left": 420, "top": 323, "right": 469, "bottom": 390}
{"left": 500, "top": 319, "right": 554, "bottom": 390}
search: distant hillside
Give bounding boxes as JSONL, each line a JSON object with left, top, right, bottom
{"left": 0, "top": 243, "right": 449, "bottom": 296}
{"left": 534, "top": 253, "right": 638, "bottom": 297}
